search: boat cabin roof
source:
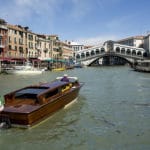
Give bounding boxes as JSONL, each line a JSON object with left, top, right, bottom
{"left": 15, "top": 81, "right": 68, "bottom": 96}
{"left": 40, "top": 80, "right": 67, "bottom": 88}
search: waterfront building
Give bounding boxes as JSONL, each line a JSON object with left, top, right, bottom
{"left": 144, "top": 34, "right": 150, "bottom": 54}
{"left": 36, "top": 34, "right": 51, "bottom": 60}
{"left": 59, "top": 41, "right": 73, "bottom": 61}
{"left": 70, "top": 41, "right": 84, "bottom": 58}
{"left": 116, "top": 36, "right": 144, "bottom": 48}
{"left": 0, "top": 19, "right": 8, "bottom": 61}
{"left": 27, "top": 31, "right": 38, "bottom": 59}
{"left": 47, "top": 35, "right": 60, "bottom": 61}
{"left": 70, "top": 42, "right": 84, "bottom": 52}
{"left": 7, "top": 24, "right": 28, "bottom": 61}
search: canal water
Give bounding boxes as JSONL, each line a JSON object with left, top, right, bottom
{"left": 0, "top": 66, "right": 150, "bottom": 150}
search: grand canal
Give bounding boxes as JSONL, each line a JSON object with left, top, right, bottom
{"left": 0, "top": 66, "right": 150, "bottom": 150}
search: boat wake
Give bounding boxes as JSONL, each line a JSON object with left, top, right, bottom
{"left": 64, "top": 98, "right": 78, "bottom": 109}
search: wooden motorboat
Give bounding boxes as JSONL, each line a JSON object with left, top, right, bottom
{"left": 0, "top": 76, "right": 83, "bottom": 128}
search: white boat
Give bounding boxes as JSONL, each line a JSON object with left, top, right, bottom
{"left": 4, "top": 62, "right": 44, "bottom": 75}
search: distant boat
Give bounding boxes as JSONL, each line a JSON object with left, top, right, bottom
{"left": 132, "top": 60, "right": 150, "bottom": 73}
{"left": 52, "top": 67, "right": 66, "bottom": 71}
{"left": 0, "top": 76, "right": 83, "bottom": 128}
{"left": 4, "top": 61, "right": 44, "bottom": 75}
{"left": 74, "top": 63, "right": 83, "bottom": 68}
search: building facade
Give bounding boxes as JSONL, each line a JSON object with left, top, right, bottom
{"left": 27, "top": 31, "right": 38, "bottom": 59}
{"left": 7, "top": 24, "right": 27, "bottom": 60}
{"left": 36, "top": 34, "right": 52, "bottom": 60}
{"left": 0, "top": 19, "right": 8, "bottom": 60}
{"left": 116, "top": 36, "right": 144, "bottom": 48}
{"left": 144, "top": 34, "right": 150, "bottom": 53}
{"left": 60, "top": 41, "right": 73, "bottom": 61}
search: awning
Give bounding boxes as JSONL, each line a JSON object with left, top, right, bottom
{"left": 11, "top": 58, "right": 26, "bottom": 62}
{"left": 0, "top": 57, "right": 15, "bottom": 62}
{"left": 29, "top": 58, "right": 41, "bottom": 62}
{"left": 43, "top": 58, "right": 68, "bottom": 63}
{"left": 44, "top": 58, "right": 57, "bottom": 62}
{"left": 58, "top": 59, "right": 67, "bottom": 63}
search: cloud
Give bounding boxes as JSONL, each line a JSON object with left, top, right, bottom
{"left": 0, "top": 0, "right": 61, "bottom": 24}
{"left": 75, "top": 35, "right": 119, "bottom": 45}
{"left": 106, "top": 15, "right": 133, "bottom": 29}
{"left": 70, "top": 0, "right": 92, "bottom": 19}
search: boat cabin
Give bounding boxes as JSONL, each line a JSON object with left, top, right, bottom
{"left": 4, "top": 79, "right": 79, "bottom": 106}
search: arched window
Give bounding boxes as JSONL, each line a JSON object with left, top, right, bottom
{"left": 132, "top": 50, "right": 136, "bottom": 55}
{"left": 81, "top": 53, "right": 85, "bottom": 58}
{"left": 121, "top": 48, "right": 125, "bottom": 54}
{"left": 137, "top": 51, "right": 142, "bottom": 56}
{"left": 101, "top": 48, "right": 105, "bottom": 53}
{"left": 76, "top": 54, "right": 80, "bottom": 59}
{"left": 86, "top": 52, "right": 90, "bottom": 57}
{"left": 96, "top": 49, "right": 100, "bottom": 54}
{"left": 126, "top": 49, "right": 131, "bottom": 55}
{"left": 91, "top": 50, "right": 95, "bottom": 56}
{"left": 116, "top": 47, "right": 120, "bottom": 53}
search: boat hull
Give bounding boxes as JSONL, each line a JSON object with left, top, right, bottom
{"left": 5, "top": 70, "right": 43, "bottom": 75}
{"left": 133, "top": 66, "right": 150, "bottom": 73}
{"left": 52, "top": 68, "right": 65, "bottom": 71}
{"left": 0, "top": 86, "right": 81, "bottom": 128}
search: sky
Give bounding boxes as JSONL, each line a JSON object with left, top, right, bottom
{"left": 0, "top": 0, "right": 150, "bottom": 45}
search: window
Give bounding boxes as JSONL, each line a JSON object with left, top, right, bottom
{"left": 126, "top": 49, "right": 131, "bottom": 55}
{"left": 14, "top": 37, "right": 17, "bottom": 44}
{"left": 9, "top": 45, "right": 12, "bottom": 50}
{"left": 86, "top": 52, "right": 90, "bottom": 57}
{"left": 19, "top": 38, "right": 23, "bottom": 45}
{"left": 15, "top": 46, "right": 17, "bottom": 50}
{"left": 9, "top": 36, "right": 11, "bottom": 43}
{"left": 96, "top": 49, "right": 100, "bottom": 54}
{"left": 91, "top": 50, "right": 95, "bottom": 56}
{"left": 28, "top": 34, "right": 33, "bottom": 40}
{"left": 101, "top": 48, "right": 105, "bottom": 53}
{"left": 45, "top": 89, "right": 59, "bottom": 99}
{"left": 116, "top": 47, "right": 120, "bottom": 53}
{"left": 121, "top": 48, "right": 125, "bottom": 54}
{"left": 14, "top": 30, "right": 17, "bottom": 34}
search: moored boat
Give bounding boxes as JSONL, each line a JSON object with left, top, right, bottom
{"left": 132, "top": 60, "right": 150, "bottom": 73}
{"left": 0, "top": 76, "right": 83, "bottom": 128}
{"left": 4, "top": 61, "right": 44, "bottom": 75}
{"left": 52, "top": 67, "right": 66, "bottom": 71}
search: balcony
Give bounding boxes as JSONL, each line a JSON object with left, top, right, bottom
{"left": 0, "top": 46, "right": 4, "bottom": 49}
{"left": 36, "top": 45, "right": 41, "bottom": 50}
{"left": 0, "top": 43, "right": 4, "bottom": 48}
{"left": 0, "top": 25, "right": 8, "bottom": 30}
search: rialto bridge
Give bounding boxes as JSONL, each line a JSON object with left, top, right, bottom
{"left": 75, "top": 41, "right": 148, "bottom": 66}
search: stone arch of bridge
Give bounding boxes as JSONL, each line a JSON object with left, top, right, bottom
{"left": 86, "top": 53, "right": 134, "bottom": 66}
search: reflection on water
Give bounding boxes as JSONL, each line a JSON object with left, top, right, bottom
{"left": 0, "top": 66, "right": 150, "bottom": 150}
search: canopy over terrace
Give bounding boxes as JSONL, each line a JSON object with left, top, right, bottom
{"left": 0, "top": 57, "right": 15, "bottom": 62}
{"left": 44, "top": 58, "right": 67, "bottom": 63}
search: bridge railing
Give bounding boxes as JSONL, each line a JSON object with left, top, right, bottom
{"left": 76, "top": 51, "right": 145, "bottom": 62}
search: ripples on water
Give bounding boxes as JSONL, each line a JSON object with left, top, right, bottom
{"left": 0, "top": 66, "right": 150, "bottom": 150}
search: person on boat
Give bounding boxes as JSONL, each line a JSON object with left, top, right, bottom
{"left": 61, "top": 74, "right": 69, "bottom": 82}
